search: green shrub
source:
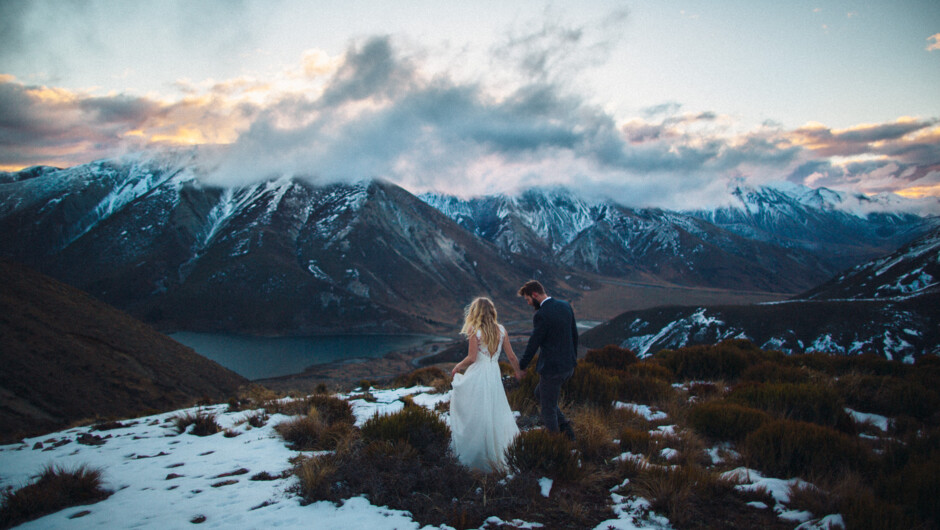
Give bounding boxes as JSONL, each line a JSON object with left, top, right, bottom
{"left": 506, "top": 429, "right": 581, "bottom": 480}
{"left": 655, "top": 339, "right": 766, "bottom": 381}
{"left": 688, "top": 401, "right": 770, "bottom": 442}
{"left": 585, "top": 345, "right": 638, "bottom": 370}
{"left": 0, "top": 464, "right": 111, "bottom": 528}
{"left": 563, "top": 362, "right": 618, "bottom": 410}
{"left": 743, "top": 419, "right": 867, "bottom": 479}
{"left": 837, "top": 373, "right": 939, "bottom": 420}
{"left": 728, "top": 382, "right": 852, "bottom": 430}
{"left": 360, "top": 406, "right": 450, "bottom": 458}
{"left": 172, "top": 411, "right": 221, "bottom": 436}
{"left": 740, "top": 361, "right": 813, "bottom": 384}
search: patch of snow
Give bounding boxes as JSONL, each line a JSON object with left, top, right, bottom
{"left": 599, "top": 492, "right": 672, "bottom": 529}
{"left": 615, "top": 403, "right": 668, "bottom": 422}
{"left": 808, "top": 334, "right": 844, "bottom": 354}
{"left": 796, "top": 514, "right": 846, "bottom": 529}
{"left": 844, "top": 408, "right": 891, "bottom": 432}
{"left": 538, "top": 477, "right": 553, "bottom": 497}
{"left": 0, "top": 404, "right": 440, "bottom": 529}
{"left": 722, "top": 467, "right": 834, "bottom": 526}
{"left": 659, "top": 448, "right": 679, "bottom": 462}
{"left": 306, "top": 260, "right": 330, "bottom": 281}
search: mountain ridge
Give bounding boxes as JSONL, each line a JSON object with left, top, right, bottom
{"left": 1, "top": 154, "right": 936, "bottom": 338}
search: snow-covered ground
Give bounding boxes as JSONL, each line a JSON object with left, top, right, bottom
{"left": 0, "top": 388, "right": 845, "bottom": 529}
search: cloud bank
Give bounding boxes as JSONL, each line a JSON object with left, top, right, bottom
{"left": 1, "top": 31, "right": 938, "bottom": 211}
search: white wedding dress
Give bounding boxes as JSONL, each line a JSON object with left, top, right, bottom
{"left": 450, "top": 325, "right": 520, "bottom": 472}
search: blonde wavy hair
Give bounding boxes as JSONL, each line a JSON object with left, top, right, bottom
{"left": 460, "top": 297, "right": 502, "bottom": 353}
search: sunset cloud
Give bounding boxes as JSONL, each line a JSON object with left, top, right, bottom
{"left": 927, "top": 33, "right": 940, "bottom": 52}
{"left": 1, "top": 32, "right": 938, "bottom": 211}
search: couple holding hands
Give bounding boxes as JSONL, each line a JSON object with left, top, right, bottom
{"left": 449, "top": 280, "right": 579, "bottom": 473}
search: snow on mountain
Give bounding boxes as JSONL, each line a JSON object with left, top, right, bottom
{"left": 423, "top": 188, "right": 837, "bottom": 292}
{"left": 2, "top": 152, "right": 936, "bottom": 337}
{"left": 583, "top": 295, "right": 938, "bottom": 361}
{"left": 0, "top": 157, "right": 536, "bottom": 335}
{"left": 685, "top": 181, "right": 937, "bottom": 272}
{"left": 801, "top": 226, "right": 940, "bottom": 301}
{"left": 582, "top": 228, "right": 940, "bottom": 361}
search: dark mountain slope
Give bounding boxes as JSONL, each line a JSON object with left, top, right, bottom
{"left": 0, "top": 259, "right": 248, "bottom": 443}
{"left": 580, "top": 227, "right": 940, "bottom": 360}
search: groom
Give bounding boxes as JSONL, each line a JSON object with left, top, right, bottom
{"left": 516, "top": 280, "right": 578, "bottom": 441}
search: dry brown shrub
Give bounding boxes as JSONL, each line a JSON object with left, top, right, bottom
{"left": 569, "top": 407, "right": 619, "bottom": 463}
{"left": 0, "top": 464, "right": 111, "bottom": 528}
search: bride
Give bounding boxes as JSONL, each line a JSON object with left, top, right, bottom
{"left": 450, "top": 297, "right": 522, "bottom": 472}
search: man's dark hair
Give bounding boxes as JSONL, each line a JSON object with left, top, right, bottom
{"left": 517, "top": 280, "right": 545, "bottom": 297}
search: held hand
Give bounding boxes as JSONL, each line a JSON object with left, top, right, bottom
{"left": 514, "top": 369, "right": 524, "bottom": 381}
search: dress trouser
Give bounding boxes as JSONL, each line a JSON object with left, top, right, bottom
{"left": 534, "top": 368, "right": 574, "bottom": 432}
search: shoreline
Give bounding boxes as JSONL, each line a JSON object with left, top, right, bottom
{"left": 253, "top": 338, "right": 459, "bottom": 393}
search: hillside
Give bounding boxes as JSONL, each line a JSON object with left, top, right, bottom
{"left": 581, "top": 227, "right": 940, "bottom": 360}
{"left": 2, "top": 155, "right": 934, "bottom": 337}
{"left": 0, "top": 260, "right": 248, "bottom": 443}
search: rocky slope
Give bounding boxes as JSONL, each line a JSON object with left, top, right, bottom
{"left": 580, "top": 227, "right": 940, "bottom": 360}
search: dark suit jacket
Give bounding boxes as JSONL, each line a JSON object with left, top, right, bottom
{"left": 519, "top": 297, "right": 579, "bottom": 375}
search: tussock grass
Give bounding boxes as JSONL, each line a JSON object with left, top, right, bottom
{"left": 506, "top": 429, "right": 582, "bottom": 481}
{"left": 0, "top": 464, "right": 111, "bottom": 528}
{"left": 656, "top": 339, "right": 777, "bottom": 381}
{"left": 743, "top": 419, "right": 868, "bottom": 479}
{"left": 689, "top": 401, "right": 771, "bottom": 442}
{"left": 360, "top": 406, "right": 450, "bottom": 458}
{"left": 837, "top": 372, "right": 940, "bottom": 420}
{"left": 740, "top": 361, "right": 816, "bottom": 384}
{"left": 569, "top": 407, "right": 620, "bottom": 463}
{"left": 584, "top": 344, "right": 638, "bottom": 370}
{"left": 274, "top": 341, "right": 940, "bottom": 528}
{"left": 172, "top": 411, "right": 221, "bottom": 436}
{"left": 275, "top": 406, "right": 357, "bottom": 451}
{"left": 727, "top": 382, "right": 853, "bottom": 431}
{"left": 564, "top": 363, "right": 619, "bottom": 410}
{"left": 392, "top": 366, "right": 450, "bottom": 392}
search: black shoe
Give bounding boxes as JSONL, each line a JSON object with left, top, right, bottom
{"left": 560, "top": 422, "right": 576, "bottom": 442}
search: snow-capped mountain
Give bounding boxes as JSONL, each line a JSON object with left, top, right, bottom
{"left": 421, "top": 185, "right": 933, "bottom": 292}
{"left": 685, "top": 181, "right": 936, "bottom": 272}
{"left": 0, "top": 155, "right": 541, "bottom": 335}
{"left": 801, "top": 226, "right": 940, "bottom": 300}
{"left": 420, "top": 188, "right": 600, "bottom": 260}
{"left": 1, "top": 153, "right": 935, "bottom": 337}
{"left": 581, "top": 227, "right": 940, "bottom": 360}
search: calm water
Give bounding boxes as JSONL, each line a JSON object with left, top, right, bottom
{"left": 170, "top": 332, "right": 446, "bottom": 380}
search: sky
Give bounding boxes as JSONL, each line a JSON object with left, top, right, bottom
{"left": 1, "top": 0, "right": 939, "bottom": 209}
